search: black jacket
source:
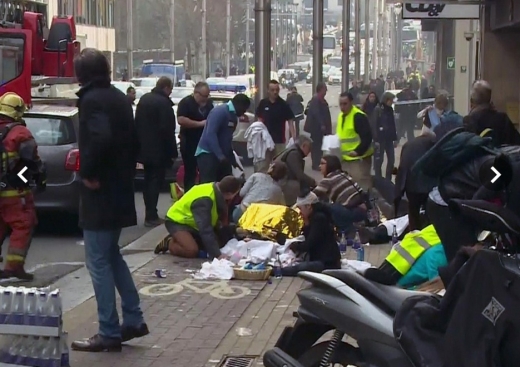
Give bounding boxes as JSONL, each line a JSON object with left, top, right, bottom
{"left": 77, "top": 80, "right": 138, "bottom": 230}
{"left": 286, "top": 92, "right": 304, "bottom": 117}
{"left": 395, "top": 135, "right": 436, "bottom": 197}
{"left": 374, "top": 104, "right": 397, "bottom": 142}
{"left": 135, "top": 87, "right": 177, "bottom": 166}
{"left": 464, "top": 105, "right": 520, "bottom": 146}
{"left": 292, "top": 202, "right": 341, "bottom": 268}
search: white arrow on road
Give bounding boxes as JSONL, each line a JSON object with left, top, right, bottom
{"left": 491, "top": 166, "right": 502, "bottom": 183}
{"left": 17, "top": 166, "right": 28, "bottom": 183}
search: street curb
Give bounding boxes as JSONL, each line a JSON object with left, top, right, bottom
{"left": 56, "top": 226, "right": 169, "bottom": 314}
{"left": 121, "top": 225, "right": 169, "bottom": 254}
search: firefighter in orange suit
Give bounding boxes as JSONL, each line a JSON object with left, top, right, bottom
{"left": 0, "top": 93, "right": 46, "bottom": 280}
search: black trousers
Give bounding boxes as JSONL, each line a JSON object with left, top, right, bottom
{"left": 310, "top": 134, "right": 323, "bottom": 170}
{"left": 143, "top": 164, "right": 166, "bottom": 220}
{"left": 407, "top": 192, "right": 429, "bottom": 231}
{"left": 374, "top": 139, "right": 395, "bottom": 179}
{"left": 197, "top": 153, "right": 232, "bottom": 183}
{"left": 180, "top": 137, "right": 199, "bottom": 191}
{"left": 426, "top": 198, "right": 477, "bottom": 262}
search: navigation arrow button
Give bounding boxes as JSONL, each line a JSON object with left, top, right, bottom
{"left": 490, "top": 166, "right": 501, "bottom": 184}
{"left": 17, "top": 166, "right": 28, "bottom": 183}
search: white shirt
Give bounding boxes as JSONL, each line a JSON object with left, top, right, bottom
{"left": 244, "top": 121, "right": 275, "bottom": 163}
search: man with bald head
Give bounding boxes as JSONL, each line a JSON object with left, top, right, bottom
{"left": 464, "top": 80, "right": 520, "bottom": 146}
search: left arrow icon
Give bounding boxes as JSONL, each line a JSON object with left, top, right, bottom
{"left": 17, "top": 166, "right": 28, "bottom": 183}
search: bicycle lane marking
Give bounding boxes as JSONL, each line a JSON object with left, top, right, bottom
{"left": 139, "top": 278, "right": 252, "bottom": 299}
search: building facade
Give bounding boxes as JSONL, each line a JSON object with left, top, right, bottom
{"left": 48, "top": 0, "right": 115, "bottom": 64}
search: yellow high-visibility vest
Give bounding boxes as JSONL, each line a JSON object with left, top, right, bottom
{"left": 166, "top": 183, "right": 218, "bottom": 230}
{"left": 386, "top": 225, "right": 441, "bottom": 275}
{"left": 336, "top": 106, "right": 374, "bottom": 161}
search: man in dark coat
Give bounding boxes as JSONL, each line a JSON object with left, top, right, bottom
{"left": 135, "top": 76, "right": 177, "bottom": 227}
{"left": 304, "top": 82, "right": 332, "bottom": 170}
{"left": 71, "top": 48, "right": 148, "bottom": 352}
{"left": 373, "top": 92, "right": 398, "bottom": 179}
{"left": 464, "top": 80, "right": 520, "bottom": 146}
{"left": 396, "top": 83, "right": 419, "bottom": 141}
{"left": 394, "top": 125, "right": 436, "bottom": 231}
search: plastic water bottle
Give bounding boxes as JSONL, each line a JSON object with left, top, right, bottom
{"left": 392, "top": 224, "right": 399, "bottom": 246}
{"left": 50, "top": 337, "right": 61, "bottom": 367}
{"left": 339, "top": 232, "right": 348, "bottom": 259}
{"left": 10, "top": 290, "right": 24, "bottom": 325}
{"left": 61, "top": 332, "right": 70, "bottom": 367}
{"left": 25, "top": 291, "right": 37, "bottom": 326}
{"left": 36, "top": 293, "right": 48, "bottom": 326}
{"left": 0, "top": 290, "right": 10, "bottom": 323}
{"left": 16, "top": 336, "right": 29, "bottom": 366}
{"left": 353, "top": 230, "right": 364, "bottom": 261}
{"left": 273, "top": 251, "right": 283, "bottom": 279}
{"left": 40, "top": 337, "right": 51, "bottom": 366}
{"left": 7, "top": 336, "right": 21, "bottom": 364}
{"left": 27, "top": 336, "right": 42, "bottom": 366}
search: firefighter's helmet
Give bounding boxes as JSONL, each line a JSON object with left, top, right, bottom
{"left": 0, "top": 93, "right": 26, "bottom": 121}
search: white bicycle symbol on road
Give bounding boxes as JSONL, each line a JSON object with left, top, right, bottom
{"left": 139, "top": 278, "right": 252, "bottom": 299}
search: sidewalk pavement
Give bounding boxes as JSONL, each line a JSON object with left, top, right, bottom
{"left": 63, "top": 244, "right": 390, "bottom": 367}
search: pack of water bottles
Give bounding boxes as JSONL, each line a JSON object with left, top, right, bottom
{"left": 0, "top": 286, "right": 61, "bottom": 333}
{"left": 0, "top": 286, "right": 68, "bottom": 367}
{"left": 0, "top": 333, "right": 69, "bottom": 367}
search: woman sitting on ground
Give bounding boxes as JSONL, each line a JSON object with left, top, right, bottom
{"left": 232, "top": 161, "right": 286, "bottom": 222}
{"left": 313, "top": 155, "right": 367, "bottom": 234}
{"left": 284, "top": 192, "right": 341, "bottom": 276}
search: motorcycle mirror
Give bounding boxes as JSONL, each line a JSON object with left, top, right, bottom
{"left": 478, "top": 230, "right": 491, "bottom": 242}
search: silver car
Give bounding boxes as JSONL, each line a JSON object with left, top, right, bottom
{"left": 24, "top": 105, "right": 81, "bottom": 217}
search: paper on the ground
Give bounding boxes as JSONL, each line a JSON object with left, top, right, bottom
{"left": 192, "top": 258, "right": 235, "bottom": 280}
{"left": 221, "top": 236, "right": 306, "bottom": 263}
{"left": 380, "top": 215, "right": 409, "bottom": 236}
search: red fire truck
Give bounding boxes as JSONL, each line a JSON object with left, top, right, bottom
{"left": 0, "top": 0, "right": 80, "bottom": 104}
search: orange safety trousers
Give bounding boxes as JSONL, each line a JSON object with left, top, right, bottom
{"left": 0, "top": 191, "right": 36, "bottom": 271}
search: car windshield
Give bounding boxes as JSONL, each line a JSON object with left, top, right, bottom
{"left": 24, "top": 117, "right": 75, "bottom": 146}
{"left": 323, "top": 65, "right": 332, "bottom": 72}
{"left": 170, "top": 88, "right": 192, "bottom": 99}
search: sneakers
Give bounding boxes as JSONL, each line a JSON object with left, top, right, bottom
{"left": 154, "top": 236, "right": 171, "bottom": 254}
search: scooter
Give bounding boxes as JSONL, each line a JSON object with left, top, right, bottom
{"left": 263, "top": 199, "right": 520, "bottom": 367}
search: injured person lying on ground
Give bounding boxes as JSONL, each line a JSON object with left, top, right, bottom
{"left": 155, "top": 176, "right": 242, "bottom": 259}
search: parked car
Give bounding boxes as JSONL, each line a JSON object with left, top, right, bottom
{"left": 170, "top": 87, "right": 193, "bottom": 105}
{"left": 24, "top": 105, "right": 81, "bottom": 218}
{"left": 327, "top": 67, "right": 342, "bottom": 85}
{"left": 130, "top": 77, "right": 159, "bottom": 88}
{"left": 111, "top": 81, "right": 136, "bottom": 94}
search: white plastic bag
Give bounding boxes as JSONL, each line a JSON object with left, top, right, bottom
{"left": 321, "top": 135, "right": 340, "bottom": 151}
{"left": 286, "top": 137, "right": 295, "bottom": 148}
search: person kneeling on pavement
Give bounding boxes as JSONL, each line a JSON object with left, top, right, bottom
{"left": 283, "top": 192, "right": 341, "bottom": 276}
{"left": 364, "top": 224, "right": 448, "bottom": 288}
{"left": 157, "top": 176, "right": 241, "bottom": 259}
{"left": 313, "top": 154, "right": 367, "bottom": 234}
{"left": 274, "top": 135, "right": 316, "bottom": 206}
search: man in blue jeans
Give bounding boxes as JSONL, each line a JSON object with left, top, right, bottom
{"left": 70, "top": 48, "right": 148, "bottom": 352}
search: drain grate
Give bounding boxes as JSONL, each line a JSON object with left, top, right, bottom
{"left": 219, "top": 356, "right": 256, "bottom": 367}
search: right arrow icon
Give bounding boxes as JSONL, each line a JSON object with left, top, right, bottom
{"left": 491, "top": 166, "right": 501, "bottom": 183}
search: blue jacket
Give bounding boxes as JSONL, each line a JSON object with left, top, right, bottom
{"left": 196, "top": 102, "right": 238, "bottom": 163}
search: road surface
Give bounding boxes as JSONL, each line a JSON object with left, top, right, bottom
{"left": 11, "top": 82, "right": 342, "bottom": 287}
